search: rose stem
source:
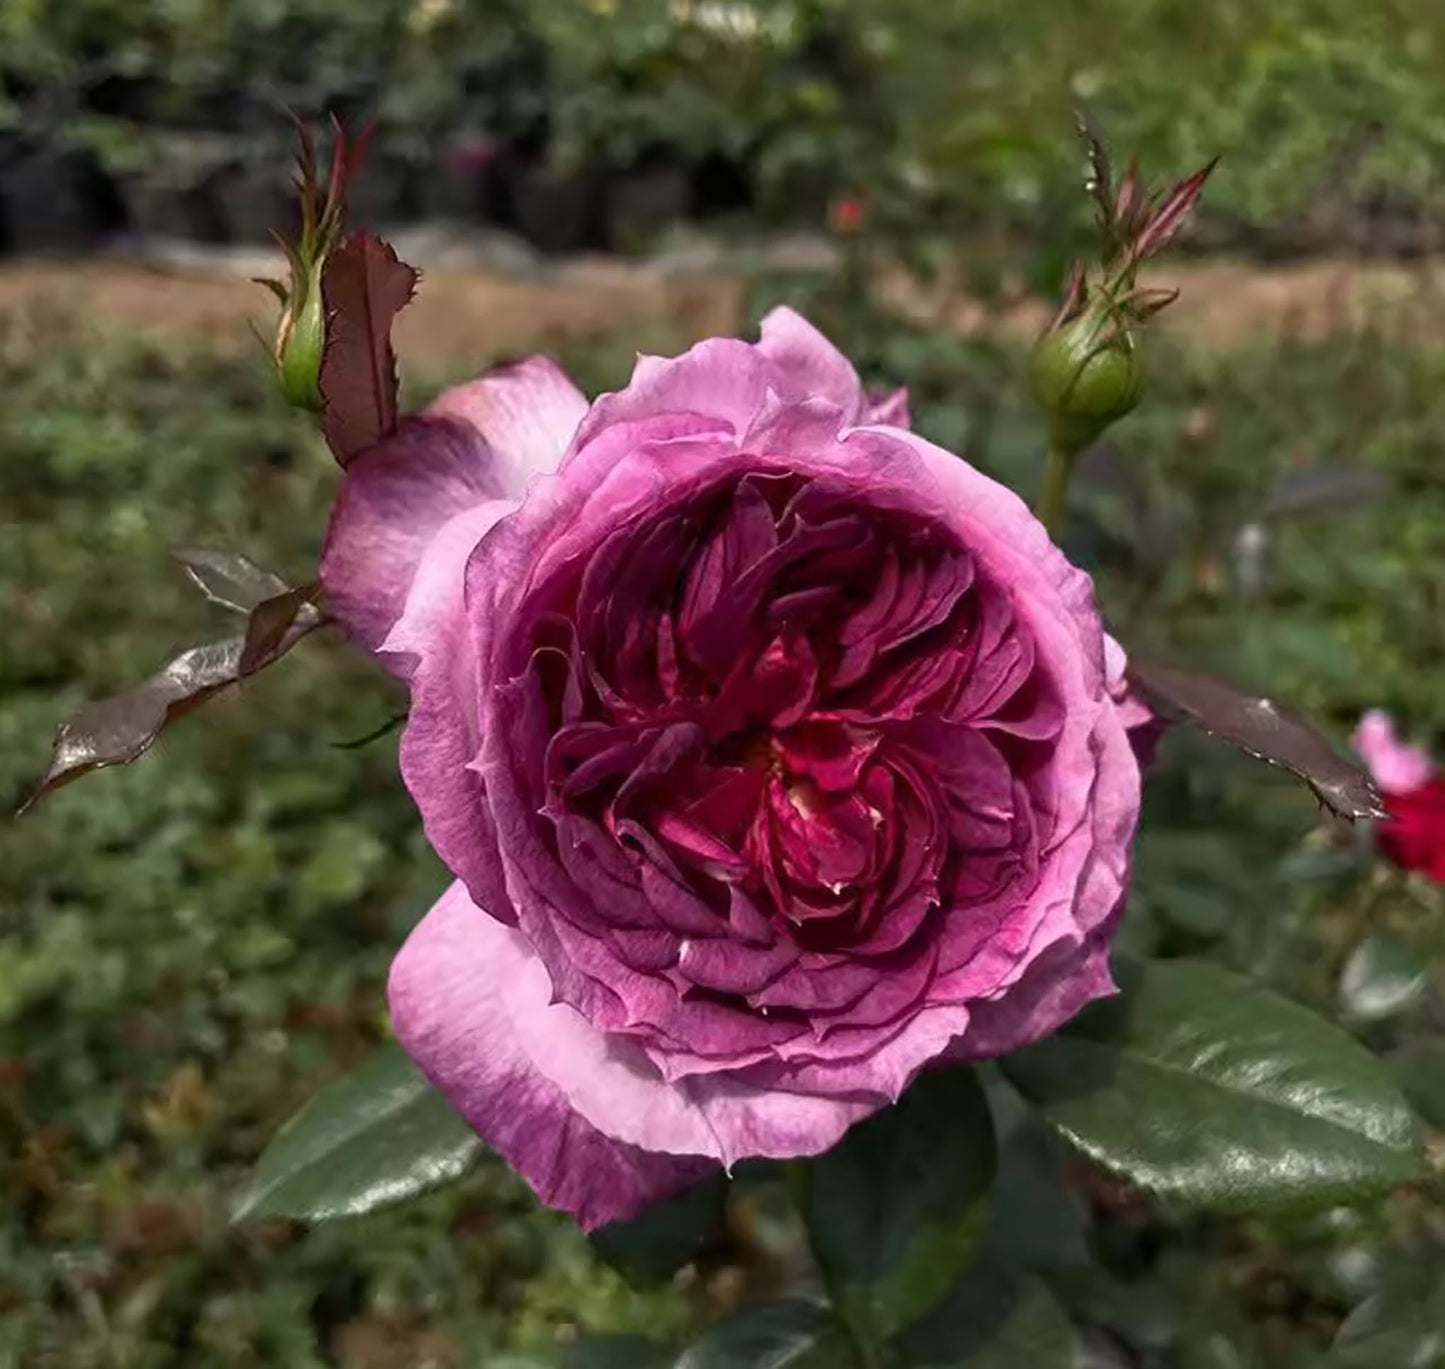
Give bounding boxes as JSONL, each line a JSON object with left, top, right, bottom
{"left": 1035, "top": 440, "right": 1079, "bottom": 536}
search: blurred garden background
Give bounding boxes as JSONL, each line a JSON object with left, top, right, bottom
{"left": 5, "top": 1, "right": 1445, "bottom": 1365}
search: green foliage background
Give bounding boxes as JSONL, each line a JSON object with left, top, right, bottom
{"left": 6, "top": 0, "right": 1445, "bottom": 253}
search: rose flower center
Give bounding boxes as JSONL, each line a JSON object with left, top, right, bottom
{"left": 515, "top": 469, "right": 1048, "bottom": 970}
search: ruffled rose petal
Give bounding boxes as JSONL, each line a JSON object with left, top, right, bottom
{"left": 391, "top": 881, "right": 876, "bottom": 1188}
{"left": 321, "top": 357, "right": 585, "bottom": 660}
{"left": 946, "top": 929, "right": 1118, "bottom": 1063}
{"left": 1104, "top": 633, "right": 1165, "bottom": 767}
{"left": 389, "top": 881, "right": 717, "bottom": 1229}
{"left": 756, "top": 306, "right": 869, "bottom": 421}
{"left": 942, "top": 696, "right": 1139, "bottom": 1058}
{"left": 570, "top": 341, "right": 774, "bottom": 450}
{"left": 383, "top": 499, "right": 516, "bottom": 668}
{"left": 429, "top": 357, "right": 587, "bottom": 499}
{"left": 321, "top": 417, "right": 499, "bottom": 656}
{"left": 864, "top": 386, "right": 911, "bottom": 428}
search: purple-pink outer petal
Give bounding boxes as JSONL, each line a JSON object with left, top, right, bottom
{"left": 320, "top": 358, "right": 586, "bottom": 663}
{"left": 389, "top": 882, "right": 717, "bottom": 1229}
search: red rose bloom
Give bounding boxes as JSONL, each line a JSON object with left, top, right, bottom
{"left": 1376, "top": 780, "right": 1445, "bottom": 883}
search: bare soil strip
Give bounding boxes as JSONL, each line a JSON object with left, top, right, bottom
{"left": 5, "top": 251, "right": 1445, "bottom": 367}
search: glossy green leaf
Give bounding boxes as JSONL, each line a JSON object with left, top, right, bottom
{"left": 233, "top": 1043, "right": 483, "bottom": 1221}
{"left": 591, "top": 1173, "right": 729, "bottom": 1286}
{"left": 564, "top": 1335, "right": 673, "bottom": 1369}
{"left": 1133, "top": 831, "right": 1248, "bottom": 937}
{"left": 1390, "top": 1041, "right": 1445, "bottom": 1130}
{"left": 982, "top": 1090, "right": 1088, "bottom": 1272}
{"left": 801, "top": 1066, "right": 996, "bottom": 1351}
{"left": 1329, "top": 1279, "right": 1445, "bottom": 1367}
{"left": 673, "top": 1300, "right": 842, "bottom": 1369}
{"left": 892, "top": 1263, "right": 1078, "bottom": 1368}
{"left": 1002, "top": 960, "right": 1422, "bottom": 1213}
{"left": 1338, "top": 934, "right": 1428, "bottom": 1023}
{"left": 1180, "top": 1331, "right": 1253, "bottom": 1369}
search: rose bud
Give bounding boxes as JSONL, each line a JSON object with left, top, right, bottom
{"left": 1032, "top": 129, "right": 1216, "bottom": 457}
{"left": 272, "top": 259, "right": 327, "bottom": 411}
{"left": 1028, "top": 295, "right": 1143, "bottom": 452}
{"left": 259, "top": 119, "right": 372, "bottom": 413}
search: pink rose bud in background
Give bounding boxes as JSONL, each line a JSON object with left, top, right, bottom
{"left": 1355, "top": 710, "right": 1436, "bottom": 796}
{"left": 1354, "top": 710, "right": 1445, "bottom": 883}
{"left": 320, "top": 309, "right": 1144, "bottom": 1228}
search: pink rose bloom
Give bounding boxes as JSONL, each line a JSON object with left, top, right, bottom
{"left": 1354, "top": 710, "right": 1445, "bottom": 883}
{"left": 321, "top": 309, "right": 1142, "bottom": 1229}
{"left": 1355, "top": 710, "right": 1436, "bottom": 798}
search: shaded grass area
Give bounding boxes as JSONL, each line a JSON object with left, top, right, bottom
{"left": 3, "top": 291, "right": 1445, "bottom": 1365}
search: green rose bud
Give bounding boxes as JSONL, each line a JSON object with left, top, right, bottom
{"left": 1028, "top": 302, "right": 1142, "bottom": 452}
{"left": 1029, "top": 120, "right": 1216, "bottom": 531}
{"left": 259, "top": 118, "right": 372, "bottom": 414}
{"left": 272, "top": 260, "right": 326, "bottom": 412}
{"left": 1029, "top": 125, "right": 1216, "bottom": 459}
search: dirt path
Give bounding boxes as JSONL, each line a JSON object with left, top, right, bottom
{"left": 5, "top": 248, "right": 1445, "bottom": 366}
{"left": 879, "top": 255, "right": 1445, "bottom": 347}
{"left": 0, "top": 256, "right": 745, "bottom": 370}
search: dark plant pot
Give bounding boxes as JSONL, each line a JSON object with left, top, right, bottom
{"left": 465, "top": 143, "right": 527, "bottom": 229}
{"left": 212, "top": 163, "right": 295, "bottom": 243}
{"left": 117, "top": 132, "right": 240, "bottom": 243}
{"left": 512, "top": 165, "right": 600, "bottom": 252}
{"left": 412, "top": 149, "right": 478, "bottom": 221}
{"left": 347, "top": 150, "right": 418, "bottom": 231}
{"left": 604, "top": 164, "right": 692, "bottom": 251}
{"left": 0, "top": 145, "right": 119, "bottom": 255}
{"left": 120, "top": 172, "right": 227, "bottom": 242}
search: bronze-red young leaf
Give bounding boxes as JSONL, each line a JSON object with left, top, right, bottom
{"left": 1133, "top": 158, "right": 1219, "bottom": 261}
{"left": 239, "top": 582, "right": 323, "bottom": 676}
{"left": 318, "top": 231, "right": 419, "bottom": 464}
{"left": 174, "top": 547, "right": 290, "bottom": 614}
{"left": 20, "top": 560, "right": 325, "bottom": 814}
{"left": 1127, "top": 659, "right": 1386, "bottom": 821}
{"left": 1075, "top": 107, "right": 1113, "bottom": 218}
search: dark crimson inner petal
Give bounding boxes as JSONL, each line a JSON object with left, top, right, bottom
{"left": 498, "top": 469, "right": 1057, "bottom": 1026}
